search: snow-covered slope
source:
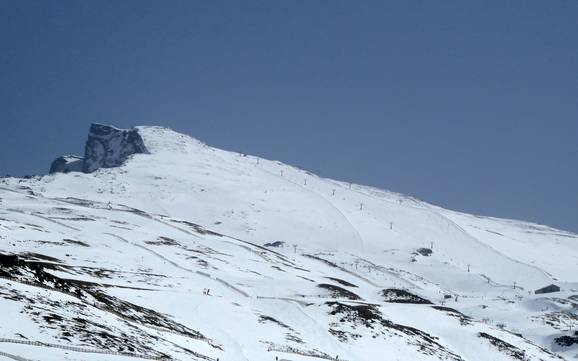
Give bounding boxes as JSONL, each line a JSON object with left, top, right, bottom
{"left": 1, "top": 124, "right": 577, "bottom": 361}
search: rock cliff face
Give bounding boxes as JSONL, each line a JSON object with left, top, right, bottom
{"left": 48, "top": 155, "right": 84, "bottom": 174}
{"left": 82, "top": 124, "right": 148, "bottom": 173}
{"left": 49, "top": 124, "right": 148, "bottom": 174}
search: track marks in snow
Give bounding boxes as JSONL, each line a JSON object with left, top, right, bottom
{"left": 430, "top": 209, "right": 554, "bottom": 284}
{"left": 0, "top": 352, "right": 36, "bottom": 361}
{"left": 303, "top": 254, "right": 381, "bottom": 288}
{"left": 5, "top": 208, "right": 81, "bottom": 232}
{"left": 55, "top": 195, "right": 303, "bottom": 271}
{"left": 106, "top": 233, "right": 249, "bottom": 298}
{"left": 254, "top": 166, "right": 367, "bottom": 252}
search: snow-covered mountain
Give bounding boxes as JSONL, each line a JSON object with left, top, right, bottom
{"left": 1, "top": 124, "right": 577, "bottom": 361}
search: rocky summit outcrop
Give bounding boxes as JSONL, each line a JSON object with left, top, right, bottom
{"left": 49, "top": 124, "right": 148, "bottom": 174}
{"left": 82, "top": 123, "right": 147, "bottom": 173}
{"left": 49, "top": 155, "right": 84, "bottom": 174}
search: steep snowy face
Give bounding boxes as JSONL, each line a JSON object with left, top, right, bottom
{"left": 82, "top": 124, "right": 148, "bottom": 173}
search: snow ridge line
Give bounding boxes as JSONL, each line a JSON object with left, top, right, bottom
{"left": 0, "top": 351, "right": 35, "bottom": 361}
{"left": 479, "top": 274, "right": 522, "bottom": 289}
{"left": 265, "top": 343, "right": 347, "bottom": 361}
{"left": 109, "top": 199, "right": 283, "bottom": 262}
{"left": 154, "top": 215, "right": 299, "bottom": 268}
{"left": 50, "top": 195, "right": 300, "bottom": 268}
{"left": 0, "top": 274, "right": 88, "bottom": 304}
{"left": 196, "top": 271, "right": 250, "bottom": 297}
{"left": 5, "top": 209, "right": 81, "bottom": 231}
{"left": 303, "top": 254, "right": 381, "bottom": 288}
{"left": 0, "top": 338, "right": 162, "bottom": 360}
{"left": 349, "top": 255, "right": 422, "bottom": 290}
{"left": 220, "top": 239, "right": 306, "bottom": 273}
{"left": 256, "top": 296, "right": 310, "bottom": 307}
{"left": 106, "top": 233, "right": 249, "bottom": 298}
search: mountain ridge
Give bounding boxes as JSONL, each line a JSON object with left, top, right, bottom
{"left": 1, "top": 124, "right": 577, "bottom": 361}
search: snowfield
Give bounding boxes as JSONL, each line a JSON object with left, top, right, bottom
{"left": 1, "top": 125, "right": 577, "bottom": 361}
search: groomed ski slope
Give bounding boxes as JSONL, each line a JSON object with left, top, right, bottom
{"left": 1, "top": 125, "right": 577, "bottom": 361}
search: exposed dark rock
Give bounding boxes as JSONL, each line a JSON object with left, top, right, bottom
{"left": 145, "top": 237, "right": 180, "bottom": 246}
{"left": 478, "top": 332, "right": 526, "bottom": 360}
{"left": 62, "top": 239, "right": 90, "bottom": 247}
{"left": 431, "top": 306, "right": 472, "bottom": 325}
{"left": 258, "top": 315, "right": 291, "bottom": 329}
{"left": 415, "top": 248, "right": 433, "bottom": 257}
{"left": 324, "top": 277, "right": 357, "bottom": 288}
{"left": 318, "top": 283, "right": 361, "bottom": 300}
{"left": 169, "top": 218, "right": 223, "bottom": 236}
{"left": 555, "top": 332, "right": 578, "bottom": 347}
{"left": 49, "top": 124, "right": 148, "bottom": 174}
{"left": 381, "top": 288, "right": 432, "bottom": 304}
{"left": 89, "top": 290, "right": 209, "bottom": 341}
{"left": 1, "top": 288, "right": 169, "bottom": 358}
{"left": 326, "top": 302, "right": 463, "bottom": 360}
{"left": 83, "top": 123, "right": 148, "bottom": 173}
{"left": 49, "top": 155, "right": 84, "bottom": 174}
{"left": 0, "top": 252, "right": 212, "bottom": 346}
{"left": 264, "top": 241, "right": 284, "bottom": 248}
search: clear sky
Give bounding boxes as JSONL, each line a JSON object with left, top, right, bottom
{"left": 1, "top": 1, "right": 577, "bottom": 232}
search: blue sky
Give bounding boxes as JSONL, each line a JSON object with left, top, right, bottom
{"left": 1, "top": 1, "right": 577, "bottom": 232}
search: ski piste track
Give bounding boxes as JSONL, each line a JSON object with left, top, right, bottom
{"left": 255, "top": 164, "right": 367, "bottom": 253}
{"left": 302, "top": 254, "right": 381, "bottom": 288}
{"left": 105, "top": 233, "right": 250, "bottom": 298}
{"left": 329, "top": 180, "right": 555, "bottom": 283}
{"left": 292, "top": 167, "right": 554, "bottom": 287}
{"left": 0, "top": 351, "right": 34, "bottom": 361}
